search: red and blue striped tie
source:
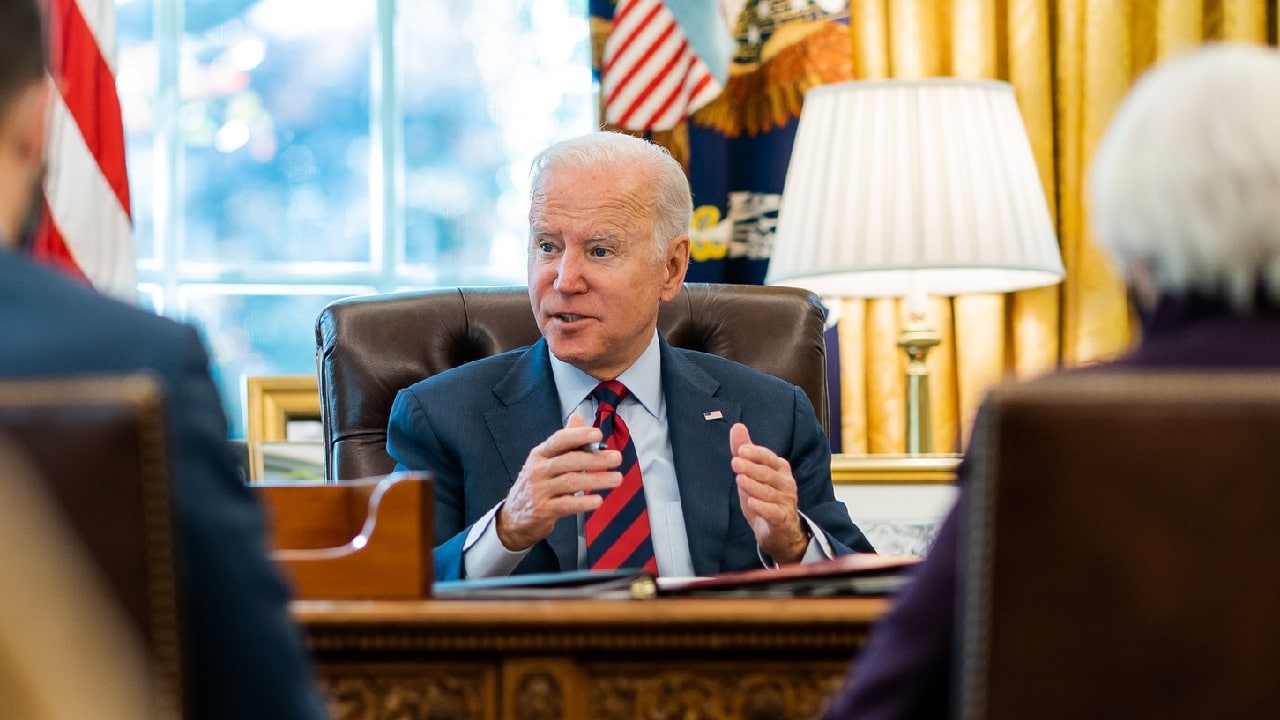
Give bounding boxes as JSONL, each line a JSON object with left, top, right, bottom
{"left": 585, "top": 381, "right": 657, "bottom": 574}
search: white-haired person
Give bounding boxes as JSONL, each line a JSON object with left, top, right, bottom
{"left": 822, "top": 43, "right": 1280, "bottom": 720}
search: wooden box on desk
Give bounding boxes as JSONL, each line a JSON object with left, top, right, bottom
{"left": 252, "top": 472, "right": 433, "bottom": 599}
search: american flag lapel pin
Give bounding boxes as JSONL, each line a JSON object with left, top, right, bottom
{"left": 703, "top": 410, "right": 723, "bottom": 421}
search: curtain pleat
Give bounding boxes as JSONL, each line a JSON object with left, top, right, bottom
{"left": 1219, "top": 0, "right": 1268, "bottom": 41}
{"left": 1007, "top": 0, "right": 1061, "bottom": 401}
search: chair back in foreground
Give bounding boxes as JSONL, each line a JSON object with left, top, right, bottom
{"left": 959, "top": 372, "right": 1280, "bottom": 720}
{"left": 316, "top": 283, "right": 830, "bottom": 481}
{"left": 0, "top": 434, "right": 159, "bottom": 720}
{"left": 0, "top": 375, "right": 182, "bottom": 718}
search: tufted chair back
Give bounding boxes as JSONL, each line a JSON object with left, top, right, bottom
{"left": 316, "top": 283, "right": 829, "bottom": 481}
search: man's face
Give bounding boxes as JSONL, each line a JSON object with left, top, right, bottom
{"left": 527, "top": 163, "right": 688, "bottom": 381}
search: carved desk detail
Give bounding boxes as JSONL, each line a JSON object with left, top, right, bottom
{"left": 294, "top": 597, "right": 887, "bottom": 720}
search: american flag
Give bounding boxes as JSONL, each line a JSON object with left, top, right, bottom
{"left": 33, "top": 0, "right": 136, "bottom": 303}
{"left": 602, "top": 0, "right": 731, "bottom": 132}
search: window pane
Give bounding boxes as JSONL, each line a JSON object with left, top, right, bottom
{"left": 178, "top": 286, "right": 371, "bottom": 437}
{"left": 400, "top": 0, "right": 594, "bottom": 283}
{"left": 179, "top": 1, "right": 375, "bottom": 267}
{"left": 116, "top": 0, "right": 159, "bottom": 266}
{"left": 116, "top": 1, "right": 594, "bottom": 440}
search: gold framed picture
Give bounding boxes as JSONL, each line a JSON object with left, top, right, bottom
{"left": 244, "top": 375, "right": 322, "bottom": 482}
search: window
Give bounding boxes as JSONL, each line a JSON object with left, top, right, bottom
{"left": 116, "top": 0, "right": 594, "bottom": 436}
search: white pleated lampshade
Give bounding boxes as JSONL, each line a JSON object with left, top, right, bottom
{"left": 765, "top": 79, "right": 1065, "bottom": 298}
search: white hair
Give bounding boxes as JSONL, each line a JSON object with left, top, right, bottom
{"left": 1088, "top": 43, "right": 1280, "bottom": 310}
{"left": 529, "top": 131, "right": 692, "bottom": 260}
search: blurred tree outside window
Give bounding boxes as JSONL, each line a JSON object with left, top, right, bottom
{"left": 116, "top": 0, "right": 595, "bottom": 436}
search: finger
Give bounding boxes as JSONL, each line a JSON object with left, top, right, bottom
{"left": 547, "top": 491, "right": 606, "bottom": 516}
{"left": 732, "top": 444, "right": 790, "bottom": 474}
{"left": 735, "top": 471, "right": 786, "bottom": 504}
{"left": 743, "top": 493, "right": 795, "bottom": 527}
{"left": 729, "top": 422, "right": 750, "bottom": 456}
{"left": 539, "top": 423, "right": 605, "bottom": 457}
{"left": 557, "top": 470, "right": 623, "bottom": 496}
{"left": 554, "top": 449, "right": 623, "bottom": 476}
{"left": 731, "top": 455, "right": 793, "bottom": 489}
{"left": 736, "top": 483, "right": 756, "bottom": 523}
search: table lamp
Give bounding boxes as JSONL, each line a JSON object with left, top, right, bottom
{"left": 766, "top": 78, "right": 1065, "bottom": 454}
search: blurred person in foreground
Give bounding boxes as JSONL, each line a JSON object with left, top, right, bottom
{"left": 822, "top": 43, "right": 1280, "bottom": 719}
{"left": 0, "top": 1, "right": 328, "bottom": 717}
{"left": 388, "top": 131, "right": 874, "bottom": 581}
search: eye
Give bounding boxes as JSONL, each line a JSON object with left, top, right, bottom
{"left": 589, "top": 246, "right": 612, "bottom": 258}
{"left": 537, "top": 241, "right": 556, "bottom": 253}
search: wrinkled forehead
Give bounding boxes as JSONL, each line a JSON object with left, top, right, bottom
{"left": 529, "top": 164, "right": 656, "bottom": 230}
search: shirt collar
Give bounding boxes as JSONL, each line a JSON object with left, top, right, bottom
{"left": 549, "top": 331, "right": 663, "bottom": 422}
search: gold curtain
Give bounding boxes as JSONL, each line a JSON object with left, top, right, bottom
{"left": 837, "top": 0, "right": 1276, "bottom": 454}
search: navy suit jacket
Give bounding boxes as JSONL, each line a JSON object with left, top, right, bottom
{"left": 822, "top": 295, "right": 1280, "bottom": 720}
{"left": 388, "top": 336, "right": 874, "bottom": 580}
{"left": 0, "top": 248, "right": 326, "bottom": 720}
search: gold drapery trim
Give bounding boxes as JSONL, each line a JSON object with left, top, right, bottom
{"left": 692, "top": 21, "right": 855, "bottom": 138}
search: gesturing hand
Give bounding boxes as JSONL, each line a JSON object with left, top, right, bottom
{"left": 729, "top": 422, "right": 810, "bottom": 564}
{"left": 496, "top": 414, "right": 623, "bottom": 552}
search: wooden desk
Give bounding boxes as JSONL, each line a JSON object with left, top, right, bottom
{"left": 294, "top": 596, "right": 889, "bottom": 720}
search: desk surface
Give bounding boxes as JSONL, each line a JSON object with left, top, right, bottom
{"left": 295, "top": 596, "right": 890, "bottom": 623}
{"left": 295, "top": 596, "right": 889, "bottom": 653}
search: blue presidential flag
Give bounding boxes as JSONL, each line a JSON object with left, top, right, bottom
{"left": 684, "top": 2, "right": 852, "bottom": 284}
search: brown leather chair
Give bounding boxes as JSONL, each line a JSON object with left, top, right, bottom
{"left": 958, "top": 371, "right": 1280, "bottom": 720}
{"left": 0, "top": 375, "right": 183, "bottom": 719}
{"left": 316, "top": 282, "right": 829, "bottom": 481}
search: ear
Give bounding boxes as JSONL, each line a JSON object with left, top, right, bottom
{"left": 659, "top": 233, "right": 690, "bottom": 301}
{"left": 12, "top": 81, "right": 50, "bottom": 170}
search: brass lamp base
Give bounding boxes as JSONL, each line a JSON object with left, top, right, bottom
{"left": 898, "top": 320, "right": 941, "bottom": 454}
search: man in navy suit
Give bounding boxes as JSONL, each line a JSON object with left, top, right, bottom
{"left": 388, "top": 131, "right": 873, "bottom": 580}
{"left": 0, "top": 3, "right": 326, "bottom": 717}
{"left": 822, "top": 44, "right": 1280, "bottom": 719}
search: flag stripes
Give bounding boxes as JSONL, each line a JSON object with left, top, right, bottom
{"left": 37, "top": 0, "right": 136, "bottom": 303}
{"left": 47, "top": 0, "right": 129, "bottom": 210}
{"left": 602, "top": 0, "right": 722, "bottom": 132}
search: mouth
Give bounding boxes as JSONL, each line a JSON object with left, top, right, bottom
{"left": 550, "top": 312, "right": 591, "bottom": 324}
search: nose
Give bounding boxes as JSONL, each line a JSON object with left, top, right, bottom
{"left": 552, "top": 252, "right": 588, "bottom": 294}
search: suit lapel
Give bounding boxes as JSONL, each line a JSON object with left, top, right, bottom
{"left": 661, "top": 342, "right": 741, "bottom": 576}
{"left": 482, "top": 339, "right": 578, "bottom": 571}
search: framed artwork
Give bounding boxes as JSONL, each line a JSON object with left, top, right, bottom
{"left": 244, "top": 375, "right": 322, "bottom": 482}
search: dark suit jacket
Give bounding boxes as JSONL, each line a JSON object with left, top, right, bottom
{"left": 0, "top": 248, "right": 327, "bottom": 720}
{"left": 823, "top": 295, "right": 1280, "bottom": 720}
{"left": 387, "top": 336, "right": 874, "bottom": 580}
